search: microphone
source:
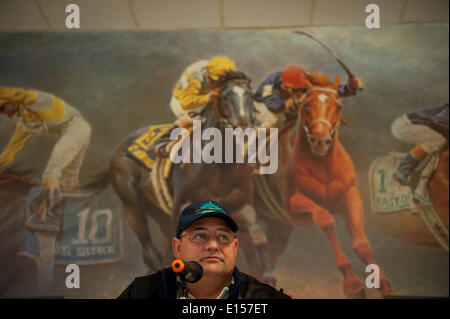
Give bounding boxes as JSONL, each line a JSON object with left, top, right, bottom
{"left": 171, "top": 259, "right": 203, "bottom": 283}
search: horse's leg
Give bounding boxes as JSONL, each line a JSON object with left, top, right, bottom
{"left": 154, "top": 215, "right": 176, "bottom": 266}
{"left": 264, "top": 217, "right": 293, "bottom": 269}
{"left": 289, "top": 191, "right": 363, "bottom": 295}
{"left": 121, "top": 199, "right": 164, "bottom": 272}
{"left": 233, "top": 204, "right": 276, "bottom": 286}
{"left": 237, "top": 230, "right": 264, "bottom": 279}
{"left": 110, "top": 160, "right": 164, "bottom": 272}
{"left": 339, "top": 186, "right": 393, "bottom": 296}
{"left": 140, "top": 180, "right": 177, "bottom": 267}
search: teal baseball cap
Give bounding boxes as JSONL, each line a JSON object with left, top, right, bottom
{"left": 176, "top": 200, "right": 238, "bottom": 238}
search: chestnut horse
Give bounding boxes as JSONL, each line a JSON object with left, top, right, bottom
{"left": 254, "top": 76, "right": 393, "bottom": 297}
{"left": 367, "top": 141, "right": 449, "bottom": 249}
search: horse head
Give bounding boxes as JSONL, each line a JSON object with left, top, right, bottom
{"left": 207, "top": 71, "right": 254, "bottom": 129}
{"left": 298, "top": 75, "right": 342, "bottom": 156}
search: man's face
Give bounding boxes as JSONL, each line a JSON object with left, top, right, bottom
{"left": 172, "top": 217, "right": 239, "bottom": 278}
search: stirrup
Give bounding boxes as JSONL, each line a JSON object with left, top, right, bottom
{"left": 393, "top": 152, "right": 419, "bottom": 186}
{"left": 26, "top": 214, "right": 61, "bottom": 234}
{"left": 393, "top": 171, "right": 410, "bottom": 186}
{"left": 25, "top": 188, "right": 63, "bottom": 234}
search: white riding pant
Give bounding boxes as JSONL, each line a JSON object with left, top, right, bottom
{"left": 42, "top": 116, "right": 91, "bottom": 193}
{"left": 391, "top": 113, "right": 446, "bottom": 153}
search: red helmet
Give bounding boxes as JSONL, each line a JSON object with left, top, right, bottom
{"left": 281, "top": 65, "right": 308, "bottom": 89}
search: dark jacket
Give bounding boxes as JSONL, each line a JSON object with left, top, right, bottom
{"left": 118, "top": 267, "right": 291, "bottom": 299}
{"left": 407, "top": 103, "right": 449, "bottom": 138}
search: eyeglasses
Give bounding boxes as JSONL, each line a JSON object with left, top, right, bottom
{"left": 179, "top": 229, "right": 236, "bottom": 245}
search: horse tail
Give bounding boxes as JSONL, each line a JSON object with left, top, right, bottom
{"left": 62, "top": 170, "right": 110, "bottom": 201}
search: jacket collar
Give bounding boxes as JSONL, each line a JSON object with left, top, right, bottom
{"left": 157, "top": 266, "right": 245, "bottom": 299}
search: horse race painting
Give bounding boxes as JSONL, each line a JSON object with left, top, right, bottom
{"left": 0, "top": 24, "right": 448, "bottom": 299}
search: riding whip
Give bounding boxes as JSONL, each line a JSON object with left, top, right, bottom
{"left": 293, "top": 30, "right": 355, "bottom": 80}
{"left": 294, "top": 30, "right": 357, "bottom": 125}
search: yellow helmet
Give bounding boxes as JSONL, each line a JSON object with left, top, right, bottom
{"left": 206, "top": 56, "right": 236, "bottom": 81}
{"left": 0, "top": 86, "right": 36, "bottom": 107}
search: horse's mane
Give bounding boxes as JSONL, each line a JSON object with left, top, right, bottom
{"left": 307, "top": 71, "right": 331, "bottom": 86}
{"left": 212, "top": 71, "right": 250, "bottom": 87}
{"left": 203, "top": 70, "right": 252, "bottom": 120}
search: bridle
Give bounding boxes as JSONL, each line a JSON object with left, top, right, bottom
{"left": 298, "top": 87, "right": 341, "bottom": 143}
{"left": 211, "top": 79, "right": 252, "bottom": 128}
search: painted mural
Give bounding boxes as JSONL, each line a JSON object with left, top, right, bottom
{"left": 0, "top": 24, "right": 448, "bottom": 298}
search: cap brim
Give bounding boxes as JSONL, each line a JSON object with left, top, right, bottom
{"left": 192, "top": 211, "right": 238, "bottom": 233}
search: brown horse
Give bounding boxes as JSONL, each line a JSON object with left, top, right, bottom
{"left": 89, "top": 72, "right": 275, "bottom": 280}
{"left": 254, "top": 76, "right": 393, "bottom": 297}
{"left": 367, "top": 141, "right": 449, "bottom": 248}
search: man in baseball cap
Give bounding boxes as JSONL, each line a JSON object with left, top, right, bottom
{"left": 118, "top": 200, "right": 290, "bottom": 299}
{"left": 175, "top": 200, "right": 238, "bottom": 237}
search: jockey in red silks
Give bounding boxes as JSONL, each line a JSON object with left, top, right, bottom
{"left": 253, "top": 65, "right": 363, "bottom": 124}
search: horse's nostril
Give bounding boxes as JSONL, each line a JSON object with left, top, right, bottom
{"left": 309, "top": 135, "right": 332, "bottom": 147}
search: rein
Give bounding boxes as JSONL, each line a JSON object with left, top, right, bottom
{"left": 0, "top": 173, "right": 31, "bottom": 186}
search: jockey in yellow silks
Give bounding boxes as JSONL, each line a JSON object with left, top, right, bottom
{"left": 149, "top": 56, "right": 236, "bottom": 157}
{"left": 0, "top": 86, "right": 91, "bottom": 234}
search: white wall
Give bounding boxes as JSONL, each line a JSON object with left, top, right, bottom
{"left": 0, "top": 0, "right": 448, "bottom": 31}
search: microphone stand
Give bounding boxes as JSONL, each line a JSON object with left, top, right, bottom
{"left": 176, "top": 274, "right": 189, "bottom": 299}
{"left": 172, "top": 259, "right": 203, "bottom": 298}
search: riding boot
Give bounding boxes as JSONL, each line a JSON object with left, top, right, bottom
{"left": 26, "top": 188, "right": 63, "bottom": 234}
{"left": 393, "top": 152, "right": 419, "bottom": 186}
{"left": 146, "top": 124, "right": 178, "bottom": 159}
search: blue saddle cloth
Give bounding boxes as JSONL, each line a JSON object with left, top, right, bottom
{"left": 20, "top": 186, "right": 123, "bottom": 265}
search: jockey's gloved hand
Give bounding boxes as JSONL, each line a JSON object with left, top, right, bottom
{"left": 285, "top": 98, "right": 295, "bottom": 112}
{"left": 285, "top": 97, "right": 300, "bottom": 114}
{"left": 348, "top": 77, "right": 363, "bottom": 90}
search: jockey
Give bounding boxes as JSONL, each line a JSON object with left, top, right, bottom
{"left": 0, "top": 86, "right": 91, "bottom": 234}
{"left": 392, "top": 102, "right": 449, "bottom": 185}
{"left": 253, "top": 65, "right": 363, "bottom": 123}
{"left": 149, "top": 56, "right": 236, "bottom": 158}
